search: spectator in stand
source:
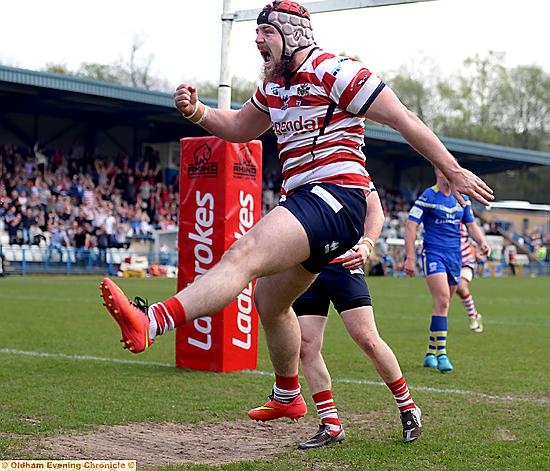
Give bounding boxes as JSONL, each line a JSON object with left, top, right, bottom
{"left": 0, "top": 185, "right": 10, "bottom": 219}
{"left": 36, "top": 178, "right": 51, "bottom": 212}
{"left": 104, "top": 202, "right": 117, "bottom": 237}
{"left": 80, "top": 203, "right": 95, "bottom": 226}
{"left": 30, "top": 219, "right": 46, "bottom": 246}
{"left": 114, "top": 168, "right": 128, "bottom": 192}
{"left": 157, "top": 213, "right": 177, "bottom": 231}
{"left": 129, "top": 208, "right": 142, "bottom": 237}
{"left": 138, "top": 175, "right": 153, "bottom": 202}
{"left": 23, "top": 156, "right": 35, "bottom": 181}
{"left": 21, "top": 207, "right": 37, "bottom": 245}
{"left": 123, "top": 175, "right": 138, "bottom": 205}
{"left": 111, "top": 223, "right": 130, "bottom": 249}
{"left": 95, "top": 224, "right": 110, "bottom": 263}
{"left": 60, "top": 196, "right": 75, "bottom": 222}
{"left": 48, "top": 221, "right": 70, "bottom": 262}
{"left": 95, "top": 159, "right": 110, "bottom": 188}
{"left": 116, "top": 200, "right": 131, "bottom": 226}
{"left": 69, "top": 175, "right": 84, "bottom": 204}
{"left": 26, "top": 192, "right": 42, "bottom": 213}
{"left": 9, "top": 190, "right": 21, "bottom": 212}
{"left": 5, "top": 206, "right": 21, "bottom": 244}
{"left": 34, "top": 143, "right": 48, "bottom": 175}
{"left": 82, "top": 183, "right": 95, "bottom": 207}
{"left": 139, "top": 207, "right": 152, "bottom": 237}
{"left": 167, "top": 200, "right": 178, "bottom": 225}
{"left": 18, "top": 190, "right": 29, "bottom": 209}
{"left": 73, "top": 224, "right": 91, "bottom": 262}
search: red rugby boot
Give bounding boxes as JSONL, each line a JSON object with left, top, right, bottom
{"left": 100, "top": 278, "right": 153, "bottom": 353}
{"left": 248, "top": 393, "right": 307, "bottom": 421}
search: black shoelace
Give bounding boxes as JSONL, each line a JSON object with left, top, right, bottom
{"left": 132, "top": 296, "right": 149, "bottom": 314}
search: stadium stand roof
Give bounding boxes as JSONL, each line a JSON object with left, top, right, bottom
{"left": 1, "top": 64, "right": 549, "bottom": 185}
{"left": 363, "top": 125, "right": 550, "bottom": 177}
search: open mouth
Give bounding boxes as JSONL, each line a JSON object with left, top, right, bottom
{"left": 260, "top": 50, "right": 272, "bottom": 64}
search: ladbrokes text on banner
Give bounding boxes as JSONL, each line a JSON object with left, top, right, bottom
{"left": 176, "top": 137, "right": 262, "bottom": 372}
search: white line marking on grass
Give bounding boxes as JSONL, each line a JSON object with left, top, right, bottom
{"left": 328, "top": 377, "right": 550, "bottom": 405}
{"left": 379, "top": 314, "right": 550, "bottom": 328}
{"left": 2, "top": 348, "right": 548, "bottom": 405}
{"left": 0, "top": 348, "right": 173, "bottom": 368}
{"left": 240, "top": 370, "right": 550, "bottom": 404}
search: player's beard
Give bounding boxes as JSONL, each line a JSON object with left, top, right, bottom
{"left": 262, "top": 58, "right": 292, "bottom": 82}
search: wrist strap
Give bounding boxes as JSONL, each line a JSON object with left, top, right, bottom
{"left": 183, "top": 102, "right": 209, "bottom": 126}
{"left": 183, "top": 101, "right": 199, "bottom": 119}
{"left": 194, "top": 105, "right": 209, "bottom": 125}
{"left": 362, "top": 237, "right": 375, "bottom": 250}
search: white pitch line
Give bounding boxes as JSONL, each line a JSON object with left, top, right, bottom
{"left": 0, "top": 348, "right": 173, "bottom": 368}
{"left": 1, "top": 348, "right": 548, "bottom": 405}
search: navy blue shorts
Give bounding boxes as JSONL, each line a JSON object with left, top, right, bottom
{"left": 422, "top": 249, "right": 461, "bottom": 286}
{"left": 293, "top": 263, "right": 372, "bottom": 316}
{"left": 279, "top": 183, "right": 366, "bottom": 273}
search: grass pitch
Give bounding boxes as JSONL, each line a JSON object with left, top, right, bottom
{"left": 0, "top": 275, "right": 548, "bottom": 469}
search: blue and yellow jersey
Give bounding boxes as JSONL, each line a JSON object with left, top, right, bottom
{"left": 407, "top": 185, "right": 475, "bottom": 250}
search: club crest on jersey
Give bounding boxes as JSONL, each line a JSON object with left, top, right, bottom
{"left": 281, "top": 94, "right": 290, "bottom": 110}
{"left": 297, "top": 84, "right": 310, "bottom": 97}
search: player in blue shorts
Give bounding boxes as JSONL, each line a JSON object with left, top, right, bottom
{"left": 293, "top": 187, "right": 421, "bottom": 449}
{"left": 404, "top": 167, "right": 490, "bottom": 373}
{"left": 99, "top": 0, "right": 493, "bottom": 425}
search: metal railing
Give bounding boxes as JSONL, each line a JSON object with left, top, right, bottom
{"left": 0, "top": 246, "right": 135, "bottom": 276}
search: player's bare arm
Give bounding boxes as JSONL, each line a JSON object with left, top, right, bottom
{"left": 174, "top": 83, "right": 272, "bottom": 142}
{"left": 364, "top": 87, "right": 494, "bottom": 207}
{"left": 465, "top": 221, "right": 491, "bottom": 256}
{"left": 403, "top": 219, "right": 419, "bottom": 277}
{"left": 342, "top": 190, "right": 385, "bottom": 270}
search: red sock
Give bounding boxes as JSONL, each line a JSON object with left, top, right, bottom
{"left": 387, "top": 376, "right": 416, "bottom": 413}
{"left": 272, "top": 374, "right": 301, "bottom": 403}
{"left": 460, "top": 293, "right": 477, "bottom": 318}
{"left": 275, "top": 374, "right": 300, "bottom": 391}
{"left": 164, "top": 297, "right": 187, "bottom": 325}
{"left": 150, "top": 296, "right": 187, "bottom": 336}
{"left": 312, "top": 390, "right": 341, "bottom": 428}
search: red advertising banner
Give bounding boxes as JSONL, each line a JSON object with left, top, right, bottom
{"left": 176, "top": 136, "right": 262, "bottom": 372}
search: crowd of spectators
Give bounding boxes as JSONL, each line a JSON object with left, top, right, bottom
{"left": 0, "top": 142, "right": 180, "bottom": 258}
{"left": 0, "top": 139, "right": 420, "bottom": 273}
{"left": 2, "top": 140, "right": 548, "bottom": 272}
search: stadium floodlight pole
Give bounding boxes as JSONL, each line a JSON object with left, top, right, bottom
{"left": 219, "top": 0, "right": 234, "bottom": 110}
{"left": 219, "top": 0, "right": 438, "bottom": 108}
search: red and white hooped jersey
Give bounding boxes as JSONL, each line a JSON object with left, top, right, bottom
{"left": 460, "top": 223, "right": 476, "bottom": 267}
{"left": 250, "top": 47, "right": 385, "bottom": 195}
